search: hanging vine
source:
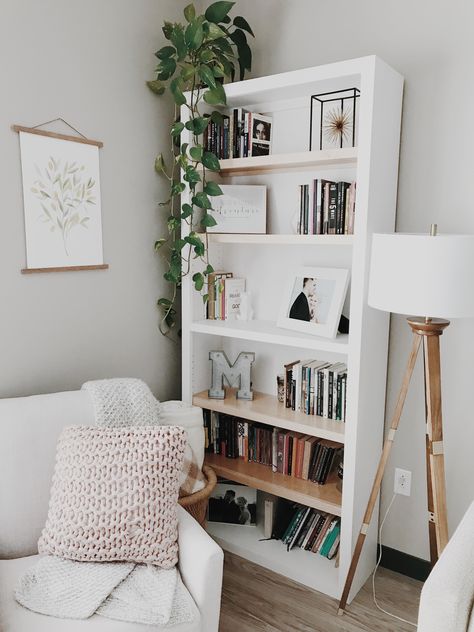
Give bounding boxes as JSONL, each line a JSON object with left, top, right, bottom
{"left": 147, "top": 1, "right": 254, "bottom": 334}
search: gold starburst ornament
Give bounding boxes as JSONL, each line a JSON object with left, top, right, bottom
{"left": 323, "top": 107, "right": 353, "bottom": 147}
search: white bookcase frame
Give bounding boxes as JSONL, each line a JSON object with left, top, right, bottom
{"left": 180, "top": 56, "right": 403, "bottom": 602}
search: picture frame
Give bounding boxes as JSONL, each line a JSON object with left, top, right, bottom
{"left": 207, "top": 184, "right": 266, "bottom": 234}
{"left": 208, "top": 482, "right": 257, "bottom": 527}
{"left": 14, "top": 125, "right": 106, "bottom": 273}
{"left": 277, "top": 267, "right": 349, "bottom": 339}
{"left": 250, "top": 113, "right": 272, "bottom": 157}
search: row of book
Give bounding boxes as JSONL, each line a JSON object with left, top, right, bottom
{"left": 203, "top": 109, "right": 273, "bottom": 160}
{"left": 275, "top": 501, "right": 340, "bottom": 559}
{"left": 203, "top": 411, "right": 343, "bottom": 485}
{"left": 284, "top": 359, "right": 348, "bottom": 422}
{"left": 296, "top": 180, "right": 356, "bottom": 235}
{"left": 206, "top": 271, "right": 245, "bottom": 320}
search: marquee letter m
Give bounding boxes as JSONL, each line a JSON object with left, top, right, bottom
{"left": 208, "top": 351, "right": 255, "bottom": 400}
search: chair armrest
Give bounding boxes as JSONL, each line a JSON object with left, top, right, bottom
{"left": 418, "top": 501, "right": 474, "bottom": 632}
{"left": 177, "top": 505, "right": 224, "bottom": 632}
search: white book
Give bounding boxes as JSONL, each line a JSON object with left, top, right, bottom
{"left": 224, "top": 278, "right": 246, "bottom": 321}
{"left": 264, "top": 499, "right": 275, "bottom": 539}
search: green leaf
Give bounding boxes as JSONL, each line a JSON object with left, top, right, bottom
{"left": 192, "top": 192, "right": 212, "bottom": 209}
{"left": 202, "top": 293, "right": 209, "bottom": 303}
{"left": 210, "top": 110, "right": 224, "bottom": 126}
{"left": 206, "top": 22, "right": 227, "bottom": 40}
{"left": 155, "top": 45, "right": 176, "bottom": 59}
{"left": 204, "top": 181, "right": 223, "bottom": 196}
{"left": 154, "top": 239, "right": 167, "bottom": 250}
{"left": 204, "top": 264, "right": 214, "bottom": 275}
{"left": 167, "top": 216, "right": 181, "bottom": 230}
{"left": 185, "top": 117, "right": 209, "bottom": 134}
{"left": 184, "top": 3, "right": 195, "bottom": 21}
{"left": 170, "top": 26, "right": 186, "bottom": 60}
{"left": 174, "top": 238, "right": 186, "bottom": 250}
{"left": 189, "top": 145, "right": 203, "bottom": 161}
{"left": 198, "top": 65, "right": 217, "bottom": 89}
{"left": 192, "top": 272, "right": 204, "bottom": 291}
{"left": 185, "top": 19, "right": 204, "bottom": 50}
{"left": 201, "top": 213, "right": 218, "bottom": 227}
{"left": 171, "top": 181, "right": 186, "bottom": 195}
{"left": 181, "top": 203, "right": 193, "bottom": 219}
{"left": 233, "top": 15, "right": 254, "bottom": 36}
{"left": 203, "top": 82, "right": 227, "bottom": 105}
{"left": 171, "top": 121, "right": 185, "bottom": 137}
{"left": 180, "top": 63, "right": 196, "bottom": 82}
{"left": 154, "top": 154, "right": 165, "bottom": 174}
{"left": 162, "top": 21, "right": 173, "bottom": 39}
{"left": 211, "top": 36, "right": 233, "bottom": 56}
{"left": 181, "top": 142, "right": 189, "bottom": 155}
{"left": 205, "top": 1, "right": 235, "bottom": 23}
{"left": 170, "top": 77, "right": 186, "bottom": 106}
{"left": 147, "top": 80, "right": 165, "bottom": 95}
{"left": 201, "top": 151, "right": 220, "bottom": 171}
{"left": 200, "top": 49, "right": 215, "bottom": 63}
{"left": 157, "top": 298, "right": 172, "bottom": 307}
{"left": 157, "top": 56, "right": 177, "bottom": 81}
{"left": 184, "top": 165, "right": 201, "bottom": 184}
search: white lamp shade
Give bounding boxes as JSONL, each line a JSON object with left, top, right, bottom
{"left": 368, "top": 233, "right": 474, "bottom": 318}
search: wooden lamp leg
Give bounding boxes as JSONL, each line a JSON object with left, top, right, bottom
{"left": 412, "top": 318, "right": 450, "bottom": 556}
{"left": 338, "top": 332, "right": 422, "bottom": 614}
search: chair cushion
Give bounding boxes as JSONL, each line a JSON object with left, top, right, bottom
{"left": 0, "top": 391, "right": 95, "bottom": 559}
{"left": 0, "top": 556, "right": 201, "bottom": 632}
{"left": 38, "top": 426, "right": 186, "bottom": 567}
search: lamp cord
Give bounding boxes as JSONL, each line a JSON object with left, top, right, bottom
{"left": 372, "top": 493, "right": 417, "bottom": 628}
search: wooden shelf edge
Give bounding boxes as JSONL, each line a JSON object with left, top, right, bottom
{"left": 194, "top": 389, "right": 345, "bottom": 443}
{"left": 217, "top": 148, "right": 357, "bottom": 176}
{"left": 21, "top": 264, "right": 109, "bottom": 274}
{"left": 205, "top": 453, "right": 342, "bottom": 516}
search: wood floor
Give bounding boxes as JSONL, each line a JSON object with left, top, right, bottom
{"left": 219, "top": 552, "right": 421, "bottom": 632}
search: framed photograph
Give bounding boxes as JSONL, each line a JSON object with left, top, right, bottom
{"left": 277, "top": 267, "right": 349, "bottom": 339}
{"left": 208, "top": 482, "right": 257, "bottom": 526}
{"left": 207, "top": 184, "right": 266, "bottom": 234}
{"left": 251, "top": 114, "right": 272, "bottom": 157}
{"left": 16, "top": 127, "right": 105, "bottom": 271}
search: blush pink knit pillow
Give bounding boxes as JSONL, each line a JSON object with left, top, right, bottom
{"left": 38, "top": 425, "right": 186, "bottom": 568}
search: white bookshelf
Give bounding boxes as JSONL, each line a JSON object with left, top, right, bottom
{"left": 181, "top": 56, "right": 403, "bottom": 601}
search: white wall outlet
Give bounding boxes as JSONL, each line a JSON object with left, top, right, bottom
{"left": 394, "top": 468, "right": 412, "bottom": 496}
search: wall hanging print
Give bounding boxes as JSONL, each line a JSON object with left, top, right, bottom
{"left": 14, "top": 123, "right": 108, "bottom": 273}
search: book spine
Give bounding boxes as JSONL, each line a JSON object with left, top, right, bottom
{"left": 272, "top": 428, "right": 278, "bottom": 472}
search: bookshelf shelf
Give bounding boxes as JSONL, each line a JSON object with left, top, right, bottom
{"left": 217, "top": 147, "right": 357, "bottom": 176}
{"left": 207, "top": 234, "right": 354, "bottom": 246}
{"left": 181, "top": 56, "right": 404, "bottom": 601}
{"left": 207, "top": 522, "right": 340, "bottom": 597}
{"left": 190, "top": 319, "right": 349, "bottom": 354}
{"left": 204, "top": 453, "right": 342, "bottom": 516}
{"left": 193, "top": 390, "right": 345, "bottom": 443}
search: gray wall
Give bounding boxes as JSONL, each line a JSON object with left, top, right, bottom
{"left": 227, "top": 0, "right": 474, "bottom": 559}
{"left": 0, "top": 0, "right": 186, "bottom": 400}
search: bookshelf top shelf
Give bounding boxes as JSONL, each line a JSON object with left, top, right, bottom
{"left": 217, "top": 148, "right": 357, "bottom": 176}
{"left": 207, "top": 234, "right": 354, "bottom": 246}
{"left": 194, "top": 389, "right": 345, "bottom": 443}
{"left": 205, "top": 452, "right": 342, "bottom": 516}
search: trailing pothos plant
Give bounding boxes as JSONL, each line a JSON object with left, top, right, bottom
{"left": 147, "top": 1, "right": 254, "bottom": 335}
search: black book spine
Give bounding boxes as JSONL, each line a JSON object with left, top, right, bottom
{"left": 328, "top": 183, "right": 337, "bottom": 234}
{"left": 314, "top": 445, "right": 328, "bottom": 483}
{"left": 308, "top": 443, "right": 322, "bottom": 481}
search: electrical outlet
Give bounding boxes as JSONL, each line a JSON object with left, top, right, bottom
{"left": 394, "top": 468, "right": 412, "bottom": 496}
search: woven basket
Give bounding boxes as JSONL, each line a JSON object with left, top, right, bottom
{"left": 178, "top": 465, "right": 217, "bottom": 527}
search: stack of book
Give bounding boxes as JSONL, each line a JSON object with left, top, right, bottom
{"left": 203, "top": 109, "right": 272, "bottom": 159}
{"left": 203, "top": 412, "right": 343, "bottom": 485}
{"left": 277, "top": 502, "right": 341, "bottom": 559}
{"left": 296, "top": 180, "right": 356, "bottom": 235}
{"left": 284, "top": 359, "right": 347, "bottom": 422}
{"left": 206, "top": 272, "right": 245, "bottom": 320}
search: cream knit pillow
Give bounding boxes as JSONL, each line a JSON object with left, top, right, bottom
{"left": 38, "top": 425, "right": 186, "bottom": 568}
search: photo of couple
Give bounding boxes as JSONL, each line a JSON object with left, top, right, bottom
{"left": 208, "top": 484, "right": 257, "bottom": 527}
{"left": 288, "top": 276, "right": 335, "bottom": 325}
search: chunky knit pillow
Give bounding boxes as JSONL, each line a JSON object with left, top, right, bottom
{"left": 38, "top": 425, "right": 186, "bottom": 568}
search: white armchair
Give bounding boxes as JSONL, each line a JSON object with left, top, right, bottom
{"left": 0, "top": 389, "right": 223, "bottom": 632}
{"left": 418, "top": 501, "right": 474, "bottom": 632}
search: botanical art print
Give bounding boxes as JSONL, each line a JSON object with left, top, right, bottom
{"left": 19, "top": 131, "right": 104, "bottom": 269}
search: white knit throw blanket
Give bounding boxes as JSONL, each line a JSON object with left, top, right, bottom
{"left": 15, "top": 379, "right": 200, "bottom": 626}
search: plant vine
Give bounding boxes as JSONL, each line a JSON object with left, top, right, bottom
{"left": 147, "top": 1, "right": 254, "bottom": 335}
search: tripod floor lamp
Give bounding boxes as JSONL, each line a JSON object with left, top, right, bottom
{"left": 339, "top": 225, "right": 474, "bottom": 613}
